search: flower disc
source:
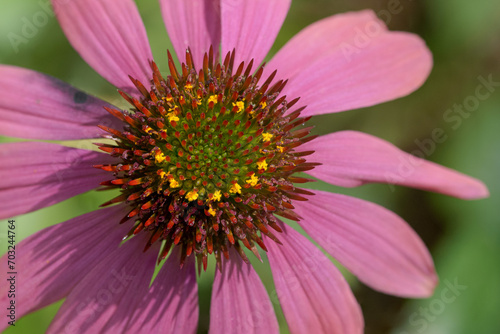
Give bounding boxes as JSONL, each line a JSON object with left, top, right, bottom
{"left": 96, "top": 48, "right": 318, "bottom": 269}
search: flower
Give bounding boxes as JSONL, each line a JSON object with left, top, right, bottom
{"left": 0, "top": 0, "right": 489, "bottom": 333}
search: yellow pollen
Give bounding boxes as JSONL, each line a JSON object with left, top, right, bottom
{"left": 246, "top": 174, "right": 259, "bottom": 186}
{"left": 186, "top": 191, "right": 198, "bottom": 201}
{"left": 208, "top": 205, "right": 216, "bottom": 216}
{"left": 159, "top": 170, "right": 169, "bottom": 179}
{"left": 167, "top": 112, "right": 179, "bottom": 122}
{"left": 145, "top": 127, "right": 154, "bottom": 134}
{"left": 262, "top": 133, "right": 273, "bottom": 142}
{"left": 277, "top": 146, "right": 284, "bottom": 153}
{"left": 155, "top": 151, "right": 166, "bottom": 163}
{"left": 208, "top": 95, "right": 218, "bottom": 104}
{"left": 260, "top": 101, "right": 267, "bottom": 109}
{"left": 162, "top": 95, "right": 174, "bottom": 103}
{"left": 229, "top": 183, "right": 242, "bottom": 194}
{"left": 169, "top": 178, "right": 180, "bottom": 188}
{"left": 185, "top": 82, "right": 194, "bottom": 90}
{"left": 233, "top": 101, "right": 245, "bottom": 113}
{"left": 257, "top": 160, "right": 268, "bottom": 171}
{"left": 212, "top": 190, "right": 222, "bottom": 201}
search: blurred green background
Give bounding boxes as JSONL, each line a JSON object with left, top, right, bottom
{"left": 1, "top": 0, "right": 499, "bottom": 333}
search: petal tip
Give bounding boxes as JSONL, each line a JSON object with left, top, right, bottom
{"left": 466, "top": 180, "right": 490, "bottom": 200}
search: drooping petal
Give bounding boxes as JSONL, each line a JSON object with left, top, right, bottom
{"left": 210, "top": 249, "right": 279, "bottom": 334}
{"left": 302, "top": 131, "right": 489, "bottom": 199}
{"left": 0, "top": 65, "right": 122, "bottom": 140}
{"left": 268, "top": 10, "right": 432, "bottom": 116}
{"left": 47, "top": 233, "right": 158, "bottom": 334}
{"left": 266, "top": 223, "right": 363, "bottom": 334}
{"left": 160, "top": 0, "right": 221, "bottom": 67}
{"left": 126, "top": 249, "right": 198, "bottom": 334}
{"left": 0, "top": 142, "right": 117, "bottom": 219}
{"left": 221, "top": 0, "right": 290, "bottom": 67}
{"left": 0, "top": 205, "right": 130, "bottom": 332}
{"left": 51, "top": 0, "right": 153, "bottom": 93}
{"left": 293, "top": 190, "right": 438, "bottom": 298}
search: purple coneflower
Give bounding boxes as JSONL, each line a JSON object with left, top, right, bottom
{"left": 0, "top": 0, "right": 488, "bottom": 333}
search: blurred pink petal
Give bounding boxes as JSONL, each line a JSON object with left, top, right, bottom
{"left": 51, "top": 0, "right": 153, "bottom": 94}
{"left": 263, "top": 10, "right": 380, "bottom": 82}
{"left": 126, "top": 248, "right": 199, "bottom": 334}
{"left": 0, "top": 142, "right": 117, "bottom": 219}
{"left": 266, "top": 222, "right": 363, "bottom": 334}
{"left": 0, "top": 65, "right": 122, "bottom": 140}
{"left": 221, "top": 0, "right": 290, "bottom": 67}
{"left": 303, "top": 131, "right": 489, "bottom": 199}
{"left": 294, "top": 190, "right": 438, "bottom": 298}
{"left": 160, "top": 0, "right": 221, "bottom": 67}
{"left": 268, "top": 10, "right": 432, "bottom": 116}
{"left": 48, "top": 233, "right": 157, "bottom": 334}
{"left": 210, "top": 249, "right": 279, "bottom": 334}
{"left": 0, "top": 205, "right": 129, "bottom": 332}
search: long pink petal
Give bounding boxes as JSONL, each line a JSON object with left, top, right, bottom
{"left": 0, "top": 142, "right": 116, "bottom": 219}
{"left": 268, "top": 10, "right": 432, "bottom": 116}
{"left": 51, "top": 0, "right": 153, "bottom": 93}
{"left": 0, "top": 65, "right": 122, "bottom": 140}
{"left": 266, "top": 223, "right": 363, "bottom": 334}
{"left": 294, "top": 190, "right": 438, "bottom": 298}
{"left": 47, "top": 233, "right": 158, "bottom": 334}
{"left": 0, "top": 205, "right": 130, "bottom": 333}
{"left": 160, "top": 0, "right": 221, "bottom": 67}
{"left": 302, "top": 131, "right": 489, "bottom": 199}
{"left": 210, "top": 249, "right": 279, "bottom": 334}
{"left": 125, "top": 249, "right": 198, "bottom": 334}
{"left": 221, "top": 0, "right": 290, "bottom": 67}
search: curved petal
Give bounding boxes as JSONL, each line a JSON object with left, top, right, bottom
{"left": 266, "top": 223, "right": 363, "bottom": 334}
{"left": 268, "top": 10, "right": 432, "bottom": 116}
{"left": 48, "top": 233, "right": 158, "bottom": 334}
{"left": 0, "top": 65, "right": 122, "bottom": 140}
{"left": 302, "top": 131, "right": 489, "bottom": 199}
{"left": 160, "top": 0, "right": 221, "bottom": 67}
{"left": 0, "top": 205, "right": 130, "bottom": 332}
{"left": 210, "top": 249, "right": 279, "bottom": 334}
{"left": 294, "top": 190, "right": 438, "bottom": 298}
{"left": 221, "top": 0, "right": 290, "bottom": 67}
{"left": 51, "top": 0, "right": 153, "bottom": 93}
{"left": 126, "top": 248, "right": 198, "bottom": 334}
{"left": 0, "top": 142, "right": 116, "bottom": 219}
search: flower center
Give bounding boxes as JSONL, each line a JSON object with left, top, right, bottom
{"left": 96, "top": 48, "right": 318, "bottom": 269}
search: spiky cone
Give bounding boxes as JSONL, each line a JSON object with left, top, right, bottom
{"left": 95, "top": 48, "right": 319, "bottom": 270}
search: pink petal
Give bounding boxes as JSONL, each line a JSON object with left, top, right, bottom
{"left": 0, "top": 142, "right": 116, "bottom": 219}
{"left": 221, "top": 0, "right": 290, "bottom": 67}
{"left": 267, "top": 10, "right": 432, "bottom": 116}
{"left": 0, "top": 205, "right": 130, "bottom": 332}
{"left": 48, "top": 233, "right": 158, "bottom": 334}
{"left": 302, "top": 131, "right": 489, "bottom": 200}
{"left": 0, "top": 65, "right": 122, "bottom": 140}
{"left": 266, "top": 222, "right": 363, "bottom": 334}
{"left": 51, "top": 0, "right": 153, "bottom": 93}
{"left": 294, "top": 190, "right": 438, "bottom": 298}
{"left": 126, "top": 249, "right": 198, "bottom": 334}
{"left": 210, "top": 249, "right": 279, "bottom": 334}
{"left": 160, "top": 0, "right": 221, "bottom": 68}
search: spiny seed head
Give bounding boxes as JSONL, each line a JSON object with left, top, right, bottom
{"left": 96, "top": 47, "right": 318, "bottom": 270}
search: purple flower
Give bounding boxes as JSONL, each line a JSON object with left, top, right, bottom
{"left": 0, "top": 0, "right": 488, "bottom": 333}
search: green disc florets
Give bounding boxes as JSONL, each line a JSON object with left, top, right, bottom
{"left": 96, "top": 48, "right": 318, "bottom": 270}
